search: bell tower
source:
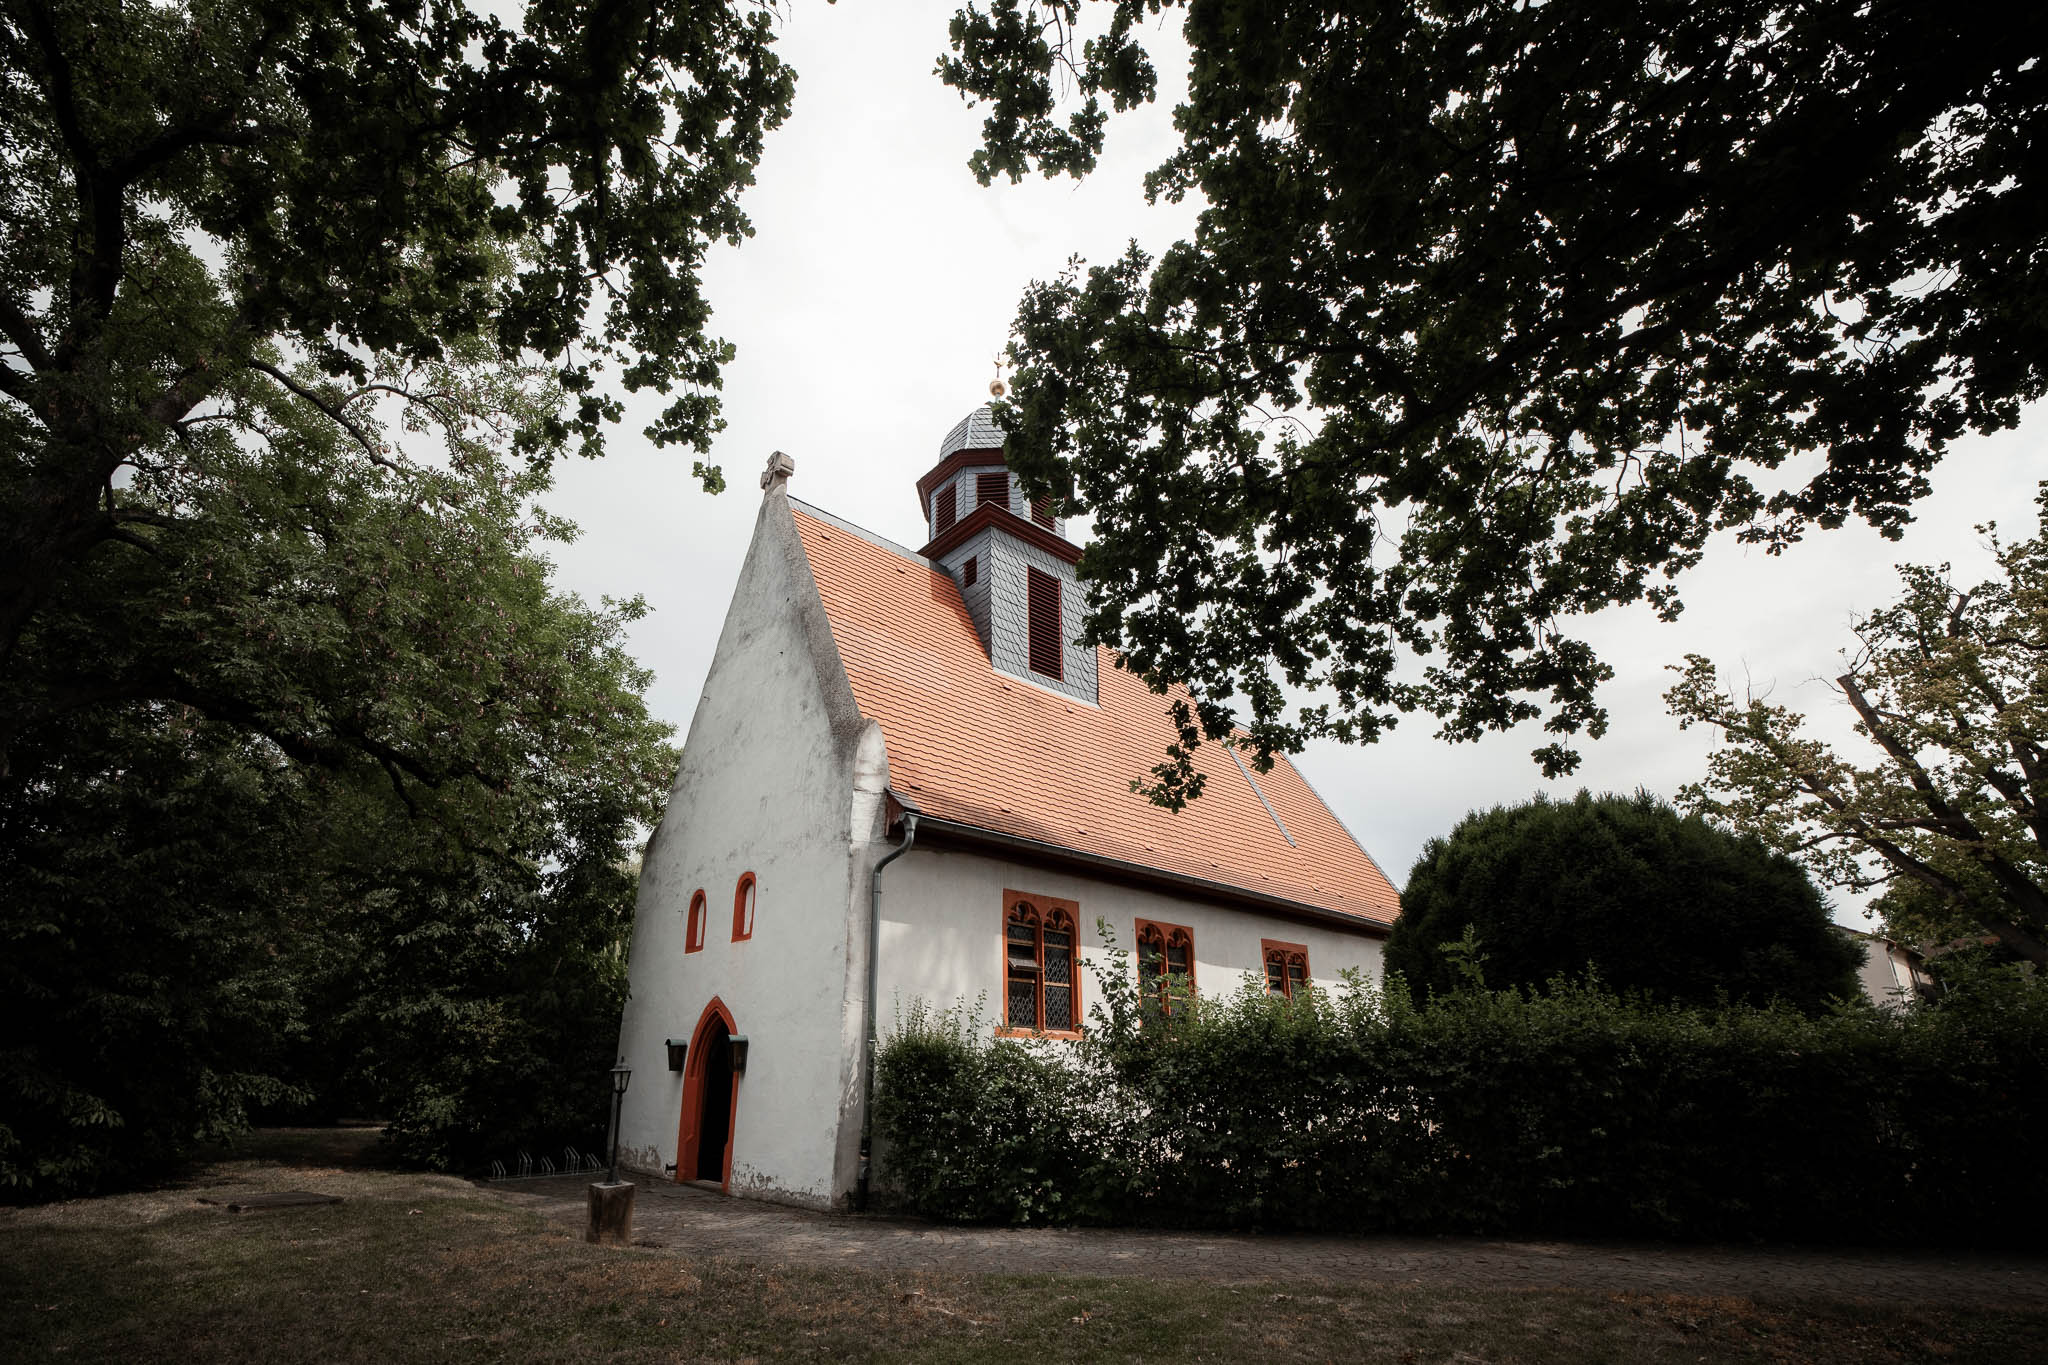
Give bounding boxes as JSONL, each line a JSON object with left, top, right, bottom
{"left": 915, "top": 405, "right": 1095, "bottom": 705}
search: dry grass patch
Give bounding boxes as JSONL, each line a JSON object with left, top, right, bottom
{"left": 3, "top": 1135, "right": 2044, "bottom": 1363}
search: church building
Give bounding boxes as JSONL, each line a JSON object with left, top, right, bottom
{"left": 612, "top": 405, "right": 1401, "bottom": 1208}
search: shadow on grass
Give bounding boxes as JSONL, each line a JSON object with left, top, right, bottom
{"left": 190, "top": 1123, "right": 394, "bottom": 1170}
{"left": 3, "top": 1134, "right": 2047, "bottom": 1363}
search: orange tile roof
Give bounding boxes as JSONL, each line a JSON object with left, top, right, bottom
{"left": 790, "top": 504, "right": 1400, "bottom": 929}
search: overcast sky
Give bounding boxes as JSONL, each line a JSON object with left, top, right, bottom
{"left": 539, "top": 2, "right": 2044, "bottom": 924}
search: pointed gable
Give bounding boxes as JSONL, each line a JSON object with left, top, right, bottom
{"left": 788, "top": 501, "right": 1400, "bottom": 928}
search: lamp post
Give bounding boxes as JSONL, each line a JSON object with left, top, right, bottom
{"left": 606, "top": 1059, "right": 632, "bottom": 1185}
{"left": 588, "top": 1058, "right": 637, "bottom": 1246}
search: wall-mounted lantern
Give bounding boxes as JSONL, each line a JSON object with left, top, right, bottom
{"left": 729, "top": 1034, "right": 750, "bottom": 1075}
{"left": 665, "top": 1039, "right": 688, "bottom": 1072}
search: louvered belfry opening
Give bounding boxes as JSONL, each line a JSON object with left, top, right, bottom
{"left": 976, "top": 470, "right": 1008, "bottom": 507}
{"left": 935, "top": 484, "right": 956, "bottom": 534}
{"left": 1026, "top": 566, "right": 1063, "bottom": 680}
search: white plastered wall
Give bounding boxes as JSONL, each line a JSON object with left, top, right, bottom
{"left": 1851, "top": 935, "right": 1919, "bottom": 1010}
{"left": 871, "top": 842, "right": 1387, "bottom": 1041}
{"left": 615, "top": 481, "right": 878, "bottom": 1208}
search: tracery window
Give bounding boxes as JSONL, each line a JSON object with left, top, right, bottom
{"left": 1002, "top": 893, "right": 1081, "bottom": 1035}
{"left": 1262, "top": 940, "right": 1309, "bottom": 999}
{"left": 1136, "top": 919, "right": 1195, "bottom": 1017}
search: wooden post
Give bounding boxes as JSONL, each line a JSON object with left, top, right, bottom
{"left": 586, "top": 1181, "right": 636, "bottom": 1246}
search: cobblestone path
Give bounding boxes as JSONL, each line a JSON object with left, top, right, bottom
{"left": 483, "top": 1172, "right": 2048, "bottom": 1307}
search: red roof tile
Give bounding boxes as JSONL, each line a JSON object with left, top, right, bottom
{"left": 791, "top": 505, "right": 1400, "bottom": 929}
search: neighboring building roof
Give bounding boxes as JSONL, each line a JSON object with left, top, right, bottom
{"left": 790, "top": 500, "right": 1401, "bottom": 929}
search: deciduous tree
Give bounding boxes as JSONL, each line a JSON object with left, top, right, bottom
{"left": 940, "top": 0, "right": 2046, "bottom": 803}
{"left": 0, "top": 322, "right": 676, "bottom": 1197}
{"left": 1667, "top": 491, "right": 2048, "bottom": 968}
{"left": 0, "top": 0, "right": 793, "bottom": 772}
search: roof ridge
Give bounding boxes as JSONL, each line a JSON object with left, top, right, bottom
{"left": 786, "top": 497, "right": 933, "bottom": 567}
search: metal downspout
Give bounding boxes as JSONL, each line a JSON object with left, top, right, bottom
{"left": 857, "top": 806, "right": 916, "bottom": 1212}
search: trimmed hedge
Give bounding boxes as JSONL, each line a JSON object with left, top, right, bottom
{"left": 873, "top": 960, "right": 2048, "bottom": 1244}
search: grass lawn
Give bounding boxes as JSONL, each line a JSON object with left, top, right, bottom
{"left": 3, "top": 1133, "right": 2043, "bottom": 1363}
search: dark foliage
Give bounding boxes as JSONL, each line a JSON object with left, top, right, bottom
{"left": 1385, "top": 790, "right": 1862, "bottom": 1011}
{"left": 876, "top": 960, "right": 2048, "bottom": 1245}
{"left": 0, "top": 402, "right": 673, "bottom": 1199}
{"left": 0, "top": 709, "right": 313, "bottom": 1194}
{"left": 1, "top": 0, "right": 759, "bottom": 1197}
{"left": 2, "top": 0, "right": 794, "bottom": 771}
{"left": 940, "top": 1, "right": 2048, "bottom": 799}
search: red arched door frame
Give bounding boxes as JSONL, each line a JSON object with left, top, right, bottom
{"left": 675, "top": 996, "right": 740, "bottom": 1191}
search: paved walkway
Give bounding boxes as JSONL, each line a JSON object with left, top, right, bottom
{"left": 482, "top": 1171, "right": 2048, "bottom": 1307}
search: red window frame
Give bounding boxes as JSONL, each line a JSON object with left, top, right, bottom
{"left": 685, "top": 890, "right": 707, "bottom": 954}
{"left": 935, "top": 484, "right": 957, "bottom": 534}
{"left": 1262, "top": 939, "right": 1310, "bottom": 999}
{"left": 977, "top": 471, "right": 1009, "bottom": 507}
{"left": 1026, "top": 566, "right": 1063, "bottom": 680}
{"left": 1000, "top": 891, "right": 1082, "bottom": 1037}
{"left": 1136, "top": 919, "right": 1195, "bottom": 1017}
{"left": 732, "top": 872, "right": 756, "bottom": 942}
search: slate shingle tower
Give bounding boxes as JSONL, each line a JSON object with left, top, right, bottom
{"left": 914, "top": 405, "right": 1097, "bottom": 705}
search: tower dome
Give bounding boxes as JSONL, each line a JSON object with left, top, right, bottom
{"left": 914, "top": 404, "right": 1066, "bottom": 544}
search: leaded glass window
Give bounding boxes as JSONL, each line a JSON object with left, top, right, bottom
{"left": 1006, "top": 911, "right": 1040, "bottom": 1028}
{"left": 1264, "top": 943, "right": 1310, "bottom": 1000}
{"left": 1137, "top": 921, "right": 1195, "bottom": 1019}
{"left": 1002, "top": 895, "right": 1081, "bottom": 1033}
{"left": 1043, "top": 916, "right": 1074, "bottom": 1029}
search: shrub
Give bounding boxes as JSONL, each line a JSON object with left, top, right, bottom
{"left": 1387, "top": 790, "right": 1863, "bottom": 1012}
{"left": 873, "top": 957, "right": 2048, "bottom": 1245}
{"left": 873, "top": 999, "right": 1142, "bottom": 1223}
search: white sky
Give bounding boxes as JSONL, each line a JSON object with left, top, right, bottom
{"left": 539, "top": 1, "right": 2045, "bottom": 924}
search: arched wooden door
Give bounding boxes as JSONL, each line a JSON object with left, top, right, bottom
{"left": 675, "top": 997, "right": 739, "bottom": 1191}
